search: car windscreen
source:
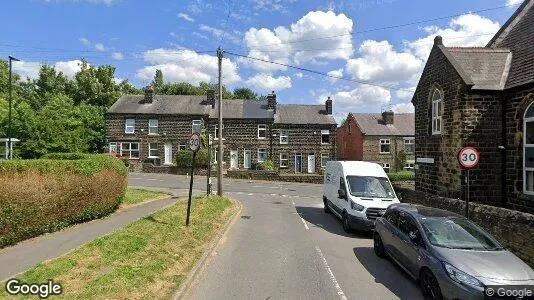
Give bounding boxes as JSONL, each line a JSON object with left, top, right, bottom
{"left": 345, "top": 176, "right": 396, "bottom": 199}
{"left": 420, "top": 217, "right": 503, "bottom": 251}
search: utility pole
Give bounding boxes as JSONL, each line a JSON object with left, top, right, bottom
{"left": 8, "top": 56, "right": 20, "bottom": 160}
{"left": 217, "top": 47, "right": 224, "bottom": 196}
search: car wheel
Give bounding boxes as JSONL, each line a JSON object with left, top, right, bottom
{"left": 342, "top": 212, "right": 352, "bottom": 233}
{"left": 373, "top": 232, "right": 386, "bottom": 258}
{"left": 420, "top": 269, "right": 443, "bottom": 300}
{"left": 323, "top": 197, "right": 331, "bottom": 214}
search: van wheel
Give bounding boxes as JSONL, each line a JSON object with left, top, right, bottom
{"left": 323, "top": 197, "right": 331, "bottom": 214}
{"left": 342, "top": 212, "right": 352, "bottom": 233}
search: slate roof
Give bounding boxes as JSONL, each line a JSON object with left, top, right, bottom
{"left": 209, "top": 99, "right": 274, "bottom": 119}
{"left": 107, "top": 95, "right": 210, "bottom": 115}
{"left": 351, "top": 113, "right": 414, "bottom": 136}
{"left": 274, "top": 104, "right": 337, "bottom": 125}
{"left": 444, "top": 47, "right": 512, "bottom": 90}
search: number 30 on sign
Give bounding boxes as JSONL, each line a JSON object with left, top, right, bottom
{"left": 188, "top": 133, "right": 201, "bottom": 152}
{"left": 458, "top": 147, "right": 480, "bottom": 169}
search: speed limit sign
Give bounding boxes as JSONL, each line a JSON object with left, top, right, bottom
{"left": 458, "top": 147, "right": 480, "bottom": 169}
{"left": 188, "top": 133, "right": 201, "bottom": 152}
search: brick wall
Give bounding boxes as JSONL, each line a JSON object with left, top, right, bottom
{"left": 362, "top": 136, "right": 415, "bottom": 172}
{"left": 396, "top": 187, "right": 534, "bottom": 267}
{"left": 336, "top": 115, "right": 363, "bottom": 160}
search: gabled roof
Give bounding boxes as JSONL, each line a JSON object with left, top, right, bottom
{"left": 108, "top": 95, "right": 210, "bottom": 115}
{"left": 274, "top": 104, "right": 336, "bottom": 125}
{"left": 210, "top": 100, "right": 274, "bottom": 119}
{"left": 351, "top": 113, "right": 414, "bottom": 136}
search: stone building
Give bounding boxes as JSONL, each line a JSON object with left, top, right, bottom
{"left": 106, "top": 89, "right": 336, "bottom": 174}
{"left": 412, "top": 0, "right": 534, "bottom": 213}
{"left": 336, "top": 111, "right": 415, "bottom": 172}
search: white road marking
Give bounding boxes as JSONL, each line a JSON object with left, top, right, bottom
{"left": 315, "top": 246, "right": 347, "bottom": 300}
{"left": 291, "top": 200, "right": 295, "bottom": 205}
{"left": 299, "top": 215, "right": 309, "bottom": 230}
{"left": 247, "top": 193, "right": 254, "bottom": 196}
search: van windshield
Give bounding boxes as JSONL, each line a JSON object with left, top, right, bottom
{"left": 346, "top": 176, "right": 396, "bottom": 199}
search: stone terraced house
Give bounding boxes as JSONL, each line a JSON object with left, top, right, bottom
{"left": 336, "top": 111, "right": 415, "bottom": 173}
{"left": 106, "top": 89, "right": 337, "bottom": 174}
{"left": 412, "top": 0, "right": 534, "bottom": 213}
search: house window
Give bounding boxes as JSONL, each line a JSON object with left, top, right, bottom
{"left": 404, "top": 163, "right": 415, "bottom": 171}
{"left": 214, "top": 124, "right": 224, "bottom": 139}
{"left": 120, "top": 142, "right": 139, "bottom": 159}
{"left": 109, "top": 142, "right": 118, "bottom": 154}
{"left": 179, "top": 144, "right": 187, "bottom": 151}
{"left": 382, "top": 163, "right": 390, "bottom": 173}
{"left": 380, "top": 139, "right": 391, "bottom": 153}
{"left": 280, "top": 130, "right": 288, "bottom": 144}
{"left": 125, "top": 119, "right": 135, "bottom": 134}
{"left": 148, "top": 143, "right": 158, "bottom": 158}
{"left": 258, "top": 124, "right": 267, "bottom": 139}
{"left": 258, "top": 148, "right": 267, "bottom": 162}
{"left": 404, "top": 137, "right": 415, "bottom": 154}
{"left": 149, "top": 119, "right": 158, "bottom": 135}
{"left": 321, "top": 130, "right": 330, "bottom": 144}
{"left": 432, "top": 89, "right": 442, "bottom": 135}
{"left": 192, "top": 119, "right": 202, "bottom": 133}
{"left": 321, "top": 153, "right": 330, "bottom": 167}
{"left": 524, "top": 103, "right": 534, "bottom": 195}
{"left": 280, "top": 153, "right": 288, "bottom": 168}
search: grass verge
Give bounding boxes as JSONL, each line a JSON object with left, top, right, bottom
{"left": 0, "top": 196, "right": 237, "bottom": 300}
{"left": 122, "top": 188, "right": 170, "bottom": 206}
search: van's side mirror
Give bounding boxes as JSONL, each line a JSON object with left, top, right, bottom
{"left": 338, "top": 189, "right": 347, "bottom": 199}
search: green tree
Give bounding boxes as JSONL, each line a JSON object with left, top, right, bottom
{"left": 152, "top": 69, "right": 164, "bottom": 90}
{"left": 71, "top": 61, "right": 120, "bottom": 107}
{"left": 233, "top": 87, "right": 258, "bottom": 100}
{"left": 395, "top": 148, "right": 408, "bottom": 172}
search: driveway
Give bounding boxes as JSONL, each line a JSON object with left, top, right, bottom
{"left": 129, "top": 173, "right": 422, "bottom": 300}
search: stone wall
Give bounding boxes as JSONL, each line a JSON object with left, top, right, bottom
{"left": 362, "top": 136, "right": 415, "bottom": 172}
{"left": 227, "top": 170, "right": 323, "bottom": 184}
{"left": 396, "top": 187, "right": 534, "bottom": 267}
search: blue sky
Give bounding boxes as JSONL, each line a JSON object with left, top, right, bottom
{"left": 0, "top": 0, "right": 524, "bottom": 119}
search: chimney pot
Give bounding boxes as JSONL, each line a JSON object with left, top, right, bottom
{"left": 267, "top": 91, "right": 277, "bottom": 112}
{"left": 144, "top": 85, "right": 155, "bottom": 103}
{"left": 206, "top": 90, "right": 216, "bottom": 108}
{"left": 382, "top": 110, "right": 394, "bottom": 125}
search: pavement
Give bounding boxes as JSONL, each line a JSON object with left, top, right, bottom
{"left": 128, "top": 173, "right": 423, "bottom": 300}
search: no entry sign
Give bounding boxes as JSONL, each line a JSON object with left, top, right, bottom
{"left": 458, "top": 147, "right": 480, "bottom": 169}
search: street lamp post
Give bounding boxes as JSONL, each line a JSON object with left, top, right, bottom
{"left": 8, "top": 56, "right": 20, "bottom": 160}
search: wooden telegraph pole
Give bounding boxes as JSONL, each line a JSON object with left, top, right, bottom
{"left": 217, "top": 47, "right": 224, "bottom": 196}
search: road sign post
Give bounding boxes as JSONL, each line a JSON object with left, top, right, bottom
{"left": 186, "top": 133, "right": 201, "bottom": 227}
{"left": 458, "top": 147, "right": 480, "bottom": 219}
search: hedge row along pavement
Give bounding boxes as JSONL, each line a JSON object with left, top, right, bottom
{"left": 387, "top": 171, "right": 415, "bottom": 182}
{"left": 0, "top": 154, "right": 128, "bottom": 248}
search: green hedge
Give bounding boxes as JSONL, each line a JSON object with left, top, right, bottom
{"left": 388, "top": 171, "right": 415, "bottom": 182}
{"left": 0, "top": 154, "right": 127, "bottom": 248}
{"left": 176, "top": 149, "right": 209, "bottom": 168}
{"left": 257, "top": 160, "right": 274, "bottom": 170}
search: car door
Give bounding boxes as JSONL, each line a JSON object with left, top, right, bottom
{"left": 336, "top": 176, "right": 349, "bottom": 215}
{"left": 396, "top": 213, "right": 422, "bottom": 278}
{"left": 381, "top": 209, "right": 400, "bottom": 256}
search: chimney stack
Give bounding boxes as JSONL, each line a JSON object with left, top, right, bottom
{"left": 144, "top": 86, "right": 155, "bottom": 104}
{"left": 325, "top": 96, "right": 332, "bottom": 115}
{"left": 267, "top": 91, "right": 277, "bottom": 113}
{"left": 382, "top": 110, "right": 394, "bottom": 125}
{"left": 206, "top": 89, "right": 215, "bottom": 108}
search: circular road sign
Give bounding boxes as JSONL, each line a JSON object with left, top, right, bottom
{"left": 188, "top": 133, "right": 201, "bottom": 152}
{"left": 458, "top": 147, "right": 480, "bottom": 169}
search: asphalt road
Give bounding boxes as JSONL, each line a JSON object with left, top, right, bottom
{"left": 128, "top": 173, "right": 423, "bottom": 300}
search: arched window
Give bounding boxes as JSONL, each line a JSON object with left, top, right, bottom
{"left": 524, "top": 103, "right": 534, "bottom": 194}
{"left": 431, "top": 89, "right": 442, "bottom": 135}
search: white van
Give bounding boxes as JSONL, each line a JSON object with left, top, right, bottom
{"left": 323, "top": 161, "right": 399, "bottom": 232}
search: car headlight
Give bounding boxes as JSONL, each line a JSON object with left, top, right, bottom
{"left": 350, "top": 201, "right": 365, "bottom": 212}
{"left": 443, "top": 262, "right": 483, "bottom": 287}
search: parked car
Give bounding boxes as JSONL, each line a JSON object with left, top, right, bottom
{"left": 374, "top": 203, "right": 534, "bottom": 300}
{"left": 323, "top": 161, "right": 399, "bottom": 232}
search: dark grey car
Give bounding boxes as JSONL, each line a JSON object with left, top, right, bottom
{"left": 373, "top": 203, "right": 534, "bottom": 300}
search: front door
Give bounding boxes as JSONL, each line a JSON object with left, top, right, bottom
{"left": 295, "top": 154, "right": 303, "bottom": 173}
{"left": 230, "top": 150, "right": 238, "bottom": 169}
{"left": 164, "top": 142, "right": 172, "bottom": 165}
{"left": 244, "top": 150, "right": 251, "bottom": 169}
{"left": 308, "top": 154, "right": 315, "bottom": 173}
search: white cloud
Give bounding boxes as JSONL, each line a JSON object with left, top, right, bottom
{"left": 79, "top": 37, "right": 91, "bottom": 46}
{"left": 245, "top": 73, "right": 292, "bottom": 92}
{"left": 242, "top": 11, "right": 353, "bottom": 71}
{"left": 178, "top": 13, "right": 195, "bottom": 22}
{"left": 406, "top": 14, "right": 500, "bottom": 60}
{"left": 319, "top": 85, "right": 391, "bottom": 118}
{"left": 54, "top": 60, "right": 84, "bottom": 78}
{"left": 112, "top": 52, "right": 124, "bottom": 60}
{"left": 12, "top": 60, "right": 84, "bottom": 80}
{"left": 294, "top": 72, "right": 303, "bottom": 78}
{"left": 391, "top": 102, "right": 415, "bottom": 113}
{"left": 506, "top": 0, "right": 523, "bottom": 6}
{"left": 94, "top": 43, "right": 106, "bottom": 52}
{"left": 199, "top": 24, "right": 240, "bottom": 44}
{"left": 327, "top": 68, "right": 343, "bottom": 83}
{"left": 395, "top": 89, "right": 415, "bottom": 100}
{"left": 43, "top": 0, "right": 118, "bottom": 5}
{"left": 136, "top": 48, "right": 240, "bottom": 85}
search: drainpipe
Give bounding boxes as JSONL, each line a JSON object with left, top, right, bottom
{"left": 500, "top": 96, "right": 507, "bottom": 208}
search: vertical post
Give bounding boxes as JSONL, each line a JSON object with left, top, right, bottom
{"left": 217, "top": 47, "right": 223, "bottom": 196}
{"left": 466, "top": 169, "right": 470, "bottom": 219}
{"left": 7, "top": 57, "right": 13, "bottom": 160}
{"left": 207, "top": 135, "right": 211, "bottom": 196}
{"left": 186, "top": 151, "right": 197, "bottom": 226}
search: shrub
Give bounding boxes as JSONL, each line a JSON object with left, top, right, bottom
{"left": 41, "top": 152, "right": 91, "bottom": 160}
{"left": 176, "top": 149, "right": 209, "bottom": 168}
{"left": 388, "top": 171, "right": 415, "bottom": 182}
{"left": 257, "top": 160, "right": 274, "bottom": 171}
{"left": 0, "top": 154, "right": 127, "bottom": 248}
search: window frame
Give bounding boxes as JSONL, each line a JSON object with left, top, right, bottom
{"left": 120, "top": 142, "right": 140, "bottom": 159}
{"left": 257, "top": 148, "right": 267, "bottom": 163}
{"left": 432, "top": 89, "right": 443, "bottom": 135}
{"left": 148, "top": 119, "right": 158, "bottom": 135}
{"left": 321, "top": 153, "right": 330, "bottom": 167}
{"left": 321, "top": 130, "right": 330, "bottom": 145}
{"left": 179, "top": 144, "right": 187, "bottom": 151}
{"left": 148, "top": 142, "right": 159, "bottom": 158}
{"left": 382, "top": 163, "right": 390, "bottom": 173}
{"left": 192, "top": 119, "right": 202, "bottom": 134}
{"left": 524, "top": 105, "right": 534, "bottom": 195}
{"left": 109, "top": 142, "right": 118, "bottom": 154}
{"left": 214, "top": 124, "right": 225, "bottom": 140}
{"left": 279, "top": 130, "right": 288, "bottom": 144}
{"left": 380, "top": 139, "right": 391, "bottom": 154}
{"left": 404, "top": 163, "right": 415, "bottom": 171}
{"left": 125, "top": 119, "right": 135, "bottom": 134}
{"left": 404, "top": 137, "right": 415, "bottom": 154}
{"left": 280, "top": 153, "right": 288, "bottom": 168}
{"left": 258, "top": 124, "right": 267, "bottom": 139}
